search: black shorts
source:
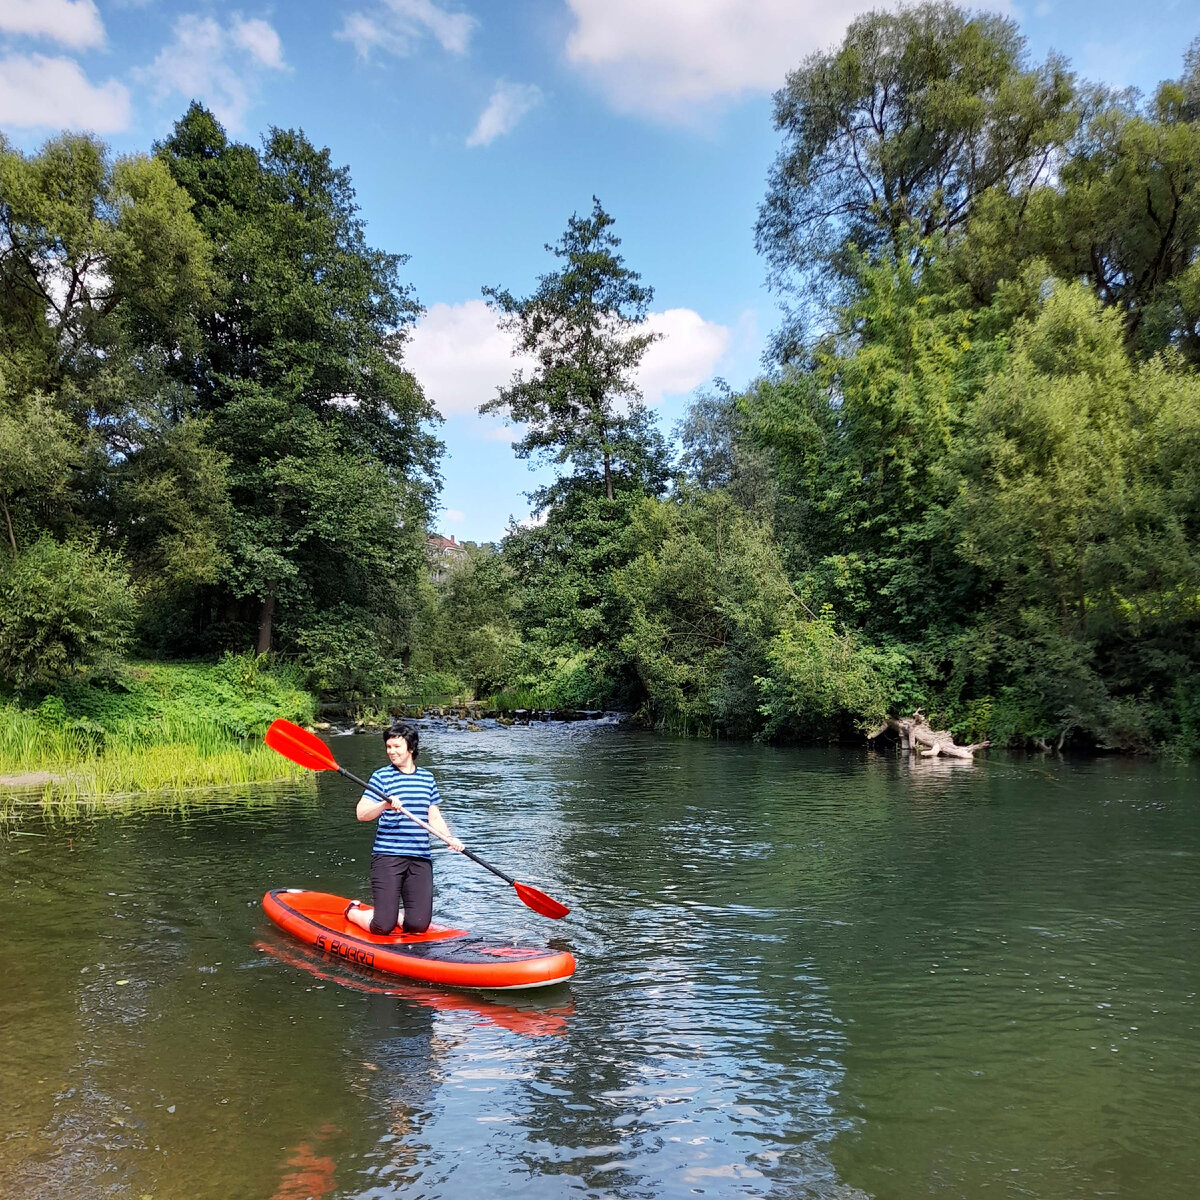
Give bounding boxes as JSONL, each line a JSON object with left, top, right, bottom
{"left": 369, "top": 854, "right": 433, "bottom": 935}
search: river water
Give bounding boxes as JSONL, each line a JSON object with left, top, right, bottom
{"left": 2, "top": 722, "right": 1198, "bottom": 1199}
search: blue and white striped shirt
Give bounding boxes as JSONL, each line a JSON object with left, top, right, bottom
{"left": 365, "top": 765, "right": 441, "bottom": 858}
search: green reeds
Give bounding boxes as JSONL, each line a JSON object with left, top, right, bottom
{"left": 487, "top": 685, "right": 551, "bottom": 712}
{"left": 0, "top": 705, "right": 84, "bottom": 770}
{"left": 0, "top": 729, "right": 309, "bottom": 803}
{"left": 64, "top": 741, "right": 306, "bottom": 794}
{"left": 0, "top": 654, "right": 317, "bottom": 807}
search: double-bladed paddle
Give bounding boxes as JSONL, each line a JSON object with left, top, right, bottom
{"left": 264, "top": 718, "right": 570, "bottom": 920}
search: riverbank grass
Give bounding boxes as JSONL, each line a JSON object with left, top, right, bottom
{"left": 0, "top": 655, "right": 317, "bottom": 803}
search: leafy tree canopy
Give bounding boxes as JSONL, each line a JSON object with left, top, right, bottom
{"left": 482, "top": 198, "right": 666, "bottom": 502}
{"left": 756, "top": 1, "right": 1077, "bottom": 352}
{"left": 155, "top": 104, "right": 440, "bottom": 652}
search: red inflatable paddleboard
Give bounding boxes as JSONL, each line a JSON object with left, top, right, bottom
{"left": 262, "top": 889, "right": 575, "bottom": 991}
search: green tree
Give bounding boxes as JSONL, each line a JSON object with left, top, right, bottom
{"left": 110, "top": 413, "right": 233, "bottom": 649}
{"left": 0, "top": 536, "right": 138, "bottom": 687}
{"left": 743, "top": 250, "right": 999, "bottom": 637}
{"left": 296, "top": 603, "right": 397, "bottom": 697}
{"left": 0, "top": 131, "right": 213, "bottom": 571}
{"left": 957, "top": 51, "right": 1200, "bottom": 361}
{"left": 948, "top": 281, "right": 1200, "bottom": 746}
{"left": 0, "top": 389, "right": 78, "bottom": 554}
{"left": 615, "top": 491, "right": 794, "bottom": 735}
{"left": 404, "top": 542, "right": 522, "bottom": 697}
{"left": 482, "top": 199, "right": 665, "bottom": 503}
{"left": 756, "top": 606, "right": 906, "bottom": 741}
{"left": 744, "top": 17, "right": 1200, "bottom": 750}
{"left": 156, "top": 105, "right": 439, "bottom": 654}
{"left": 756, "top": 1, "right": 1076, "bottom": 351}
{"left": 674, "top": 381, "right": 777, "bottom": 518}
{"left": 501, "top": 488, "right": 640, "bottom": 707}
{"left": 436, "top": 548, "right": 518, "bottom": 693}
{"left": 0, "top": 131, "right": 211, "bottom": 396}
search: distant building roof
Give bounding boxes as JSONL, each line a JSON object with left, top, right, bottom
{"left": 425, "top": 532, "right": 468, "bottom": 581}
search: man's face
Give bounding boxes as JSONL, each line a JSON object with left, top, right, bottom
{"left": 385, "top": 736, "right": 410, "bottom": 763}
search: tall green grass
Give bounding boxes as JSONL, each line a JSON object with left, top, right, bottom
{"left": 0, "top": 654, "right": 317, "bottom": 804}
{"left": 0, "top": 705, "right": 83, "bottom": 769}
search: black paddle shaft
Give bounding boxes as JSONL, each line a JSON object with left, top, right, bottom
{"left": 337, "top": 766, "right": 517, "bottom": 887}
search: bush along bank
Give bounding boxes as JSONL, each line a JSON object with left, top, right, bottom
{"left": 0, "top": 655, "right": 317, "bottom": 803}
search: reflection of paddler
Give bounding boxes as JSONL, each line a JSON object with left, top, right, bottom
{"left": 271, "top": 1122, "right": 339, "bottom": 1200}
{"left": 256, "top": 939, "right": 573, "bottom": 1038}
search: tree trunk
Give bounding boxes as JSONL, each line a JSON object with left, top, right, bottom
{"left": 1, "top": 496, "right": 16, "bottom": 557}
{"left": 597, "top": 406, "right": 613, "bottom": 501}
{"left": 869, "top": 710, "right": 989, "bottom": 759}
{"left": 256, "top": 591, "right": 276, "bottom": 655}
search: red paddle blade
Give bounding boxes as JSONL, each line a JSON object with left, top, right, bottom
{"left": 265, "top": 719, "right": 340, "bottom": 772}
{"left": 515, "top": 881, "right": 570, "bottom": 920}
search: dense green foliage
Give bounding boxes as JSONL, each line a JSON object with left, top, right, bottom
{"left": 0, "top": 107, "right": 437, "bottom": 690}
{"left": 416, "top": 9, "right": 1198, "bottom": 755}
{"left": 0, "top": 536, "right": 138, "bottom": 686}
{"left": 3, "top": 653, "right": 314, "bottom": 752}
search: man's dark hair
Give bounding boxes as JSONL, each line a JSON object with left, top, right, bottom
{"left": 383, "top": 721, "right": 420, "bottom": 759}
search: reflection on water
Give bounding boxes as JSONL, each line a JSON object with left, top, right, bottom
{"left": 272, "top": 1122, "right": 339, "bottom": 1200}
{"left": 1, "top": 725, "right": 1198, "bottom": 1198}
{"left": 256, "top": 938, "right": 574, "bottom": 1038}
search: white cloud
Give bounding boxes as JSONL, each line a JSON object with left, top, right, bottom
{"left": 565, "top": 0, "right": 887, "bottom": 120}
{"left": 482, "top": 422, "right": 518, "bottom": 441}
{"left": 337, "top": 0, "right": 476, "bottom": 60}
{"left": 0, "top": 0, "right": 104, "bottom": 49}
{"left": 444, "top": 508, "right": 466, "bottom": 523}
{"left": 467, "top": 80, "right": 543, "bottom": 147}
{"left": 232, "top": 17, "right": 285, "bottom": 70}
{"left": 0, "top": 53, "right": 130, "bottom": 131}
{"left": 517, "top": 508, "right": 548, "bottom": 530}
{"left": 137, "top": 14, "right": 286, "bottom": 132}
{"left": 337, "top": 14, "right": 382, "bottom": 59}
{"left": 407, "top": 299, "right": 533, "bottom": 418}
{"left": 406, "top": 298, "right": 731, "bottom": 424}
{"left": 638, "top": 308, "right": 731, "bottom": 402}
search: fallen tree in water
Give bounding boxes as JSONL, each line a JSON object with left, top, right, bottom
{"left": 869, "top": 711, "right": 990, "bottom": 759}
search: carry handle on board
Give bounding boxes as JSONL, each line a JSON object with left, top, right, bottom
{"left": 264, "top": 718, "right": 570, "bottom": 919}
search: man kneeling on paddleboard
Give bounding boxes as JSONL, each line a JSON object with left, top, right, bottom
{"left": 345, "top": 721, "right": 464, "bottom": 937}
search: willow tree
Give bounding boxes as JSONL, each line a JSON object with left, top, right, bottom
{"left": 956, "top": 47, "right": 1200, "bottom": 361}
{"left": 755, "top": 1, "right": 1077, "bottom": 349}
{"left": 481, "top": 199, "right": 662, "bottom": 503}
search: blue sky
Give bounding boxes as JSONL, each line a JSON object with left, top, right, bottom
{"left": 2, "top": 0, "right": 1195, "bottom": 542}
